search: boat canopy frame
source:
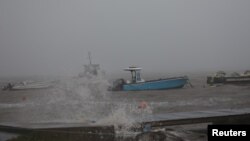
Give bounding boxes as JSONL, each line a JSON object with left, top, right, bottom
{"left": 124, "top": 67, "right": 143, "bottom": 83}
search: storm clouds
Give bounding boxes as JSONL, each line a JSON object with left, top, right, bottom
{"left": 0, "top": 0, "right": 250, "bottom": 76}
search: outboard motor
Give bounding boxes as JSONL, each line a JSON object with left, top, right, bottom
{"left": 2, "top": 83, "right": 13, "bottom": 91}
{"left": 111, "top": 79, "right": 125, "bottom": 91}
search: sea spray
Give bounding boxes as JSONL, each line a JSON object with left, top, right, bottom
{"left": 56, "top": 73, "right": 154, "bottom": 132}
{"left": 94, "top": 99, "right": 153, "bottom": 137}
{"left": 0, "top": 72, "right": 155, "bottom": 136}
{"left": 49, "top": 73, "right": 111, "bottom": 121}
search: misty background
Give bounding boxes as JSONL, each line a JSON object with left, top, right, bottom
{"left": 0, "top": 0, "right": 250, "bottom": 77}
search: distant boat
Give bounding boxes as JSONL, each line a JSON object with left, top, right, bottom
{"left": 2, "top": 81, "right": 52, "bottom": 91}
{"left": 207, "top": 70, "right": 250, "bottom": 85}
{"left": 78, "top": 52, "right": 101, "bottom": 77}
{"left": 110, "top": 67, "right": 189, "bottom": 91}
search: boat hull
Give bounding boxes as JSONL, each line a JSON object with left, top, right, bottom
{"left": 207, "top": 76, "right": 250, "bottom": 85}
{"left": 2, "top": 82, "right": 52, "bottom": 91}
{"left": 123, "top": 77, "right": 188, "bottom": 91}
{"left": 11, "top": 84, "right": 52, "bottom": 90}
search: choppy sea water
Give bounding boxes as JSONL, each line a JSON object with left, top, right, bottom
{"left": 0, "top": 73, "right": 250, "bottom": 141}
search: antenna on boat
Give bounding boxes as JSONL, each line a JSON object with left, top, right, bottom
{"left": 88, "top": 51, "right": 92, "bottom": 65}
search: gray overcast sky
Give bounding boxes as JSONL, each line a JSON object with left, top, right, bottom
{"left": 0, "top": 0, "right": 250, "bottom": 76}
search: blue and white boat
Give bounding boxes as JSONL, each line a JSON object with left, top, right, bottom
{"left": 111, "top": 67, "right": 189, "bottom": 91}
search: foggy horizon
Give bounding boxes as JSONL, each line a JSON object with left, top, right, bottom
{"left": 1, "top": 0, "right": 250, "bottom": 77}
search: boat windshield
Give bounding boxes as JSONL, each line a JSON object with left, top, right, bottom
{"left": 131, "top": 71, "right": 136, "bottom": 83}
{"left": 130, "top": 70, "right": 142, "bottom": 83}
{"left": 136, "top": 71, "right": 141, "bottom": 81}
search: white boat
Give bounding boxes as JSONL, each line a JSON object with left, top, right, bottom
{"left": 2, "top": 81, "right": 52, "bottom": 91}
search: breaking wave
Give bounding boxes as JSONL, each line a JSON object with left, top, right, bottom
{"left": 0, "top": 73, "right": 153, "bottom": 134}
